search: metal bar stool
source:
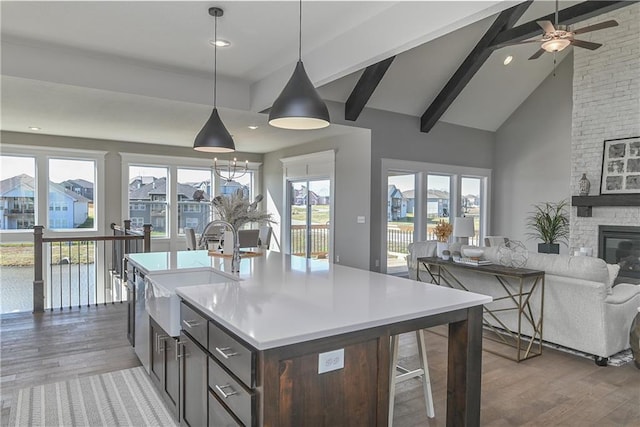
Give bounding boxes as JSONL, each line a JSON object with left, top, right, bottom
{"left": 389, "top": 330, "right": 435, "bottom": 425}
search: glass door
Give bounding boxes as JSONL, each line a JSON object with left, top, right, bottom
{"left": 386, "top": 172, "right": 416, "bottom": 274}
{"left": 288, "top": 179, "right": 331, "bottom": 261}
{"left": 426, "top": 174, "right": 451, "bottom": 241}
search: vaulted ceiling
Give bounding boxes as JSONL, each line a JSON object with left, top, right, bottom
{"left": 0, "top": 1, "right": 625, "bottom": 151}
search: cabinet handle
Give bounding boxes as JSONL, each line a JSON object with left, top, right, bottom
{"left": 158, "top": 335, "right": 168, "bottom": 353}
{"left": 215, "top": 346, "right": 238, "bottom": 359}
{"left": 176, "top": 341, "right": 182, "bottom": 360}
{"left": 182, "top": 319, "right": 201, "bottom": 328}
{"left": 214, "top": 384, "right": 238, "bottom": 399}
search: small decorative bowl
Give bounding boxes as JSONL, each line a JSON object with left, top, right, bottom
{"left": 463, "top": 248, "right": 484, "bottom": 259}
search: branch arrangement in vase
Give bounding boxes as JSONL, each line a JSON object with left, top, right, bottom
{"left": 211, "top": 189, "right": 276, "bottom": 230}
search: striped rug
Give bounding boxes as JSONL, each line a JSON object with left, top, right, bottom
{"left": 8, "top": 367, "right": 178, "bottom": 426}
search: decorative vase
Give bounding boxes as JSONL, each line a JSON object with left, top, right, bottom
{"left": 631, "top": 307, "right": 640, "bottom": 369}
{"left": 436, "top": 242, "right": 449, "bottom": 258}
{"left": 538, "top": 243, "right": 560, "bottom": 254}
{"left": 579, "top": 173, "right": 591, "bottom": 196}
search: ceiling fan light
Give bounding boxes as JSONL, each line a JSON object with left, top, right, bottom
{"left": 268, "top": 61, "right": 330, "bottom": 130}
{"left": 193, "top": 108, "right": 235, "bottom": 153}
{"left": 541, "top": 38, "right": 571, "bottom": 53}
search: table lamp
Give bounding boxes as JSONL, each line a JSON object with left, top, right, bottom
{"left": 453, "top": 217, "right": 475, "bottom": 245}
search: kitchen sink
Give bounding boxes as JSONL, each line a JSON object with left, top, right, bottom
{"left": 145, "top": 268, "right": 238, "bottom": 336}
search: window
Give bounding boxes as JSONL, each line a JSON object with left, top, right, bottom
{"left": 0, "top": 155, "right": 37, "bottom": 230}
{"left": 381, "top": 159, "right": 491, "bottom": 274}
{"left": 131, "top": 217, "right": 144, "bottom": 228}
{"left": 177, "top": 168, "right": 212, "bottom": 235}
{"left": 48, "top": 158, "right": 96, "bottom": 230}
{"left": 128, "top": 165, "right": 168, "bottom": 237}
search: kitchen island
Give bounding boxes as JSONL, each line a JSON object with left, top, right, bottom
{"left": 129, "top": 250, "right": 491, "bottom": 426}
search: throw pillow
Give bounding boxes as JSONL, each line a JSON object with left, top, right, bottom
{"left": 607, "top": 263, "right": 621, "bottom": 292}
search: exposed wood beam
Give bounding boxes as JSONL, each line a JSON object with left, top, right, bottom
{"left": 490, "top": 1, "right": 634, "bottom": 50}
{"left": 420, "top": 1, "right": 532, "bottom": 133}
{"left": 345, "top": 56, "right": 396, "bottom": 121}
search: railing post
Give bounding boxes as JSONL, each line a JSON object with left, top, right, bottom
{"left": 143, "top": 224, "right": 151, "bottom": 252}
{"left": 123, "top": 220, "right": 131, "bottom": 254}
{"left": 33, "top": 225, "right": 45, "bottom": 313}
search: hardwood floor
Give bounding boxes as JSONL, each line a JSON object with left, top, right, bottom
{"left": 1, "top": 305, "right": 639, "bottom": 426}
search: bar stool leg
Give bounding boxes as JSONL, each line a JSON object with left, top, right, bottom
{"left": 417, "top": 330, "right": 435, "bottom": 418}
{"left": 389, "top": 332, "right": 435, "bottom": 427}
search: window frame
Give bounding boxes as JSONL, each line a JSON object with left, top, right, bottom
{"left": 380, "top": 158, "right": 492, "bottom": 274}
{"left": 0, "top": 145, "right": 105, "bottom": 241}
{"left": 121, "top": 152, "right": 261, "bottom": 251}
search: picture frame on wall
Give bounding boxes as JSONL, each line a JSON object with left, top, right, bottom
{"left": 600, "top": 136, "right": 640, "bottom": 194}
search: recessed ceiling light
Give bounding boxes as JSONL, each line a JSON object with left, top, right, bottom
{"left": 209, "top": 39, "right": 230, "bottom": 47}
{"left": 28, "top": 126, "right": 41, "bottom": 131}
{"left": 503, "top": 55, "right": 513, "bottom": 65}
{"left": 248, "top": 125, "right": 259, "bottom": 130}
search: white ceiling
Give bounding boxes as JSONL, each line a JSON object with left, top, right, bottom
{"left": 0, "top": 1, "right": 605, "bottom": 149}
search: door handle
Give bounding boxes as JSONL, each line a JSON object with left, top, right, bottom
{"left": 215, "top": 346, "right": 238, "bottom": 359}
{"left": 214, "top": 384, "right": 238, "bottom": 399}
{"left": 182, "top": 319, "right": 201, "bottom": 328}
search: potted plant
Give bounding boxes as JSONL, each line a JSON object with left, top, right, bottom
{"left": 434, "top": 220, "right": 453, "bottom": 258}
{"left": 525, "top": 199, "right": 569, "bottom": 254}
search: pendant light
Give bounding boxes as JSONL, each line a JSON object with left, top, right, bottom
{"left": 194, "top": 7, "right": 235, "bottom": 153}
{"left": 268, "top": 0, "right": 330, "bottom": 130}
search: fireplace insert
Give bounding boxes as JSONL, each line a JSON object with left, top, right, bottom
{"left": 598, "top": 225, "right": 640, "bottom": 280}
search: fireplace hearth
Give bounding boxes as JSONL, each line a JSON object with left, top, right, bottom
{"left": 598, "top": 225, "right": 640, "bottom": 280}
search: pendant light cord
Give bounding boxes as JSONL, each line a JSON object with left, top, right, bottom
{"left": 554, "top": 0, "right": 559, "bottom": 27}
{"left": 214, "top": 12, "right": 218, "bottom": 108}
{"left": 298, "top": 0, "right": 302, "bottom": 61}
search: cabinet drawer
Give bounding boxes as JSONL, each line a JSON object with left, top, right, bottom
{"left": 209, "top": 357, "right": 253, "bottom": 427}
{"left": 209, "top": 321, "right": 254, "bottom": 387}
{"left": 208, "top": 389, "right": 242, "bottom": 427}
{"left": 180, "top": 303, "right": 208, "bottom": 348}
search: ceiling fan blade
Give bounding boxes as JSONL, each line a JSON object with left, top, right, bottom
{"left": 528, "top": 48, "right": 546, "bottom": 60}
{"left": 537, "top": 20, "right": 556, "bottom": 34}
{"left": 571, "top": 39, "right": 603, "bottom": 50}
{"left": 573, "top": 20, "right": 618, "bottom": 35}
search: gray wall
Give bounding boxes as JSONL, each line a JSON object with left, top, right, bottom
{"left": 492, "top": 55, "right": 573, "bottom": 254}
{"left": 1, "top": 131, "right": 263, "bottom": 237}
{"left": 325, "top": 102, "right": 495, "bottom": 271}
{"left": 262, "top": 130, "right": 372, "bottom": 270}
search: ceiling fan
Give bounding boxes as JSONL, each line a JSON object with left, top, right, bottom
{"left": 514, "top": 0, "right": 618, "bottom": 60}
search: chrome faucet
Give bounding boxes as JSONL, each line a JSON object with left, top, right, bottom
{"left": 198, "top": 220, "right": 241, "bottom": 272}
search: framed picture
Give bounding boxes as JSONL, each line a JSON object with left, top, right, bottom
{"left": 600, "top": 136, "right": 640, "bottom": 194}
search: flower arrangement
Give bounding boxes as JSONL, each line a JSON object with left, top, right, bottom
{"left": 212, "top": 189, "right": 275, "bottom": 231}
{"left": 434, "top": 220, "right": 453, "bottom": 242}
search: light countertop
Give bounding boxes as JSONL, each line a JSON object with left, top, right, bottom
{"left": 129, "top": 250, "right": 491, "bottom": 350}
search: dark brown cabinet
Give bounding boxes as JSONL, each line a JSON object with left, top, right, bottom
{"left": 179, "top": 331, "right": 208, "bottom": 427}
{"left": 149, "top": 318, "right": 179, "bottom": 417}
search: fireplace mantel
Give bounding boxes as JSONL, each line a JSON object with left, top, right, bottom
{"left": 571, "top": 195, "right": 640, "bottom": 217}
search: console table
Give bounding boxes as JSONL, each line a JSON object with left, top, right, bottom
{"left": 417, "top": 257, "right": 545, "bottom": 362}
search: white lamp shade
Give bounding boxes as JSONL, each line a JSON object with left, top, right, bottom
{"left": 453, "top": 217, "right": 475, "bottom": 238}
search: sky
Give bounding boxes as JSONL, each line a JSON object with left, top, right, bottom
{"left": 1, "top": 156, "right": 95, "bottom": 183}
{"left": 388, "top": 173, "right": 481, "bottom": 196}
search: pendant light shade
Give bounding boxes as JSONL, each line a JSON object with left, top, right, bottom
{"left": 193, "top": 7, "right": 235, "bottom": 152}
{"left": 194, "top": 108, "right": 235, "bottom": 152}
{"left": 268, "top": 0, "right": 330, "bottom": 130}
{"left": 269, "top": 61, "right": 330, "bottom": 130}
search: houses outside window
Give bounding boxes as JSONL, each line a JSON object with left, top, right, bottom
{"left": 48, "top": 158, "right": 96, "bottom": 230}
{"left": 128, "top": 165, "right": 168, "bottom": 237}
{"left": 131, "top": 217, "right": 144, "bottom": 228}
{"left": 0, "top": 156, "right": 36, "bottom": 230}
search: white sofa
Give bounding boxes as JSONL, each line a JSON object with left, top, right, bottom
{"left": 407, "top": 241, "right": 640, "bottom": 363}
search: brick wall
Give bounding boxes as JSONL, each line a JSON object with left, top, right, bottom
{"left": 570, "top": 3, "right": 640, "bottom": 252}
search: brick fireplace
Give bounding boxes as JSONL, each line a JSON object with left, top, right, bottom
{"left": 570, "top": 4, "right": 640, "bottom": 257}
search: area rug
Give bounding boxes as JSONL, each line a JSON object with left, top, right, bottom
{"left": 8, "top": 367, "right": 178, "bottom": 426}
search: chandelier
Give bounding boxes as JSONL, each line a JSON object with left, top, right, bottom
{"left": 213, "top": 158, "right": 248, "bottom": 183}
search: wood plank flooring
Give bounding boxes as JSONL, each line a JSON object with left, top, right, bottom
{"left": 1, "top": 304, "right": 639, "bottom": 426}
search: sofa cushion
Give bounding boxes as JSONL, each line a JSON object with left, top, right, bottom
{"left": 525, "top": 252, "right": 609, "bottom": 285}
{"left": 607, "top": 263, "right": 621, "bottom": 290}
